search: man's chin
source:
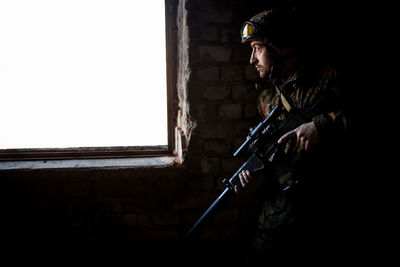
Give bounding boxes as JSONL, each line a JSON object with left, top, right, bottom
{"left": 259, "top": 70, "right": 270, "bottom": 79}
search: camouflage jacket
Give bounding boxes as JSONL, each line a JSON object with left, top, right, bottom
{"left": 252, "top": 64, "right": 347, "bottom": 250}
{"left": 257, "top": 65, "right": 347, "bottom": 138}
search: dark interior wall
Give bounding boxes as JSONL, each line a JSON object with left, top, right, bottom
{"left": 0, "top": 0, "right": 375, "bottom": 265}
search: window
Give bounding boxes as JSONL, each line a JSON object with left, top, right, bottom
{"left": 0, "top": 0, "right": 174, "bottom": 160}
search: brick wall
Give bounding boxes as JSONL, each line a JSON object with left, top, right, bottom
{"left": 0, "top": 0, "right": 367, "bottom": 265}
{"left": 0, "top": 0, "right": 267, "bottom": 256}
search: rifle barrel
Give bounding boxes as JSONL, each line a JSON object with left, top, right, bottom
{"left": 184, "top": 187, "right": 234, "bottom": 240}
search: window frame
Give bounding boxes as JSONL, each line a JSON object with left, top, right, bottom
{"left": 0, "top": 0, "right": 177, "bottom": 162}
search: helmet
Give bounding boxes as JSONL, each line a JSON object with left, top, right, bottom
{"left": 240, "top": 8, "right": 298, "bottom": 49}
{"left": 241, "top": 8, "right": 300, "bottom": 80}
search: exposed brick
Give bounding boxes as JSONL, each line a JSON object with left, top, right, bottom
{"left": 220, "top": 65, "right": 243, "bottom": 81}
{"left": 232, "top": 83, "right": 257, "bottom": 101}
{"left": 198, "top": 7, "right": 232, "bottom": 23}
{"left": 202, "top": 140, "right": 231, "bottom": 156}
{"left": 197, "top": 103, "right": 218, "bottom": 120}
{"left": 218, "top": 103, "right": 242, "bottom": 119}
{"left": 200, "top": 175, "right": 216, "bottom": 190}
{"left": 221, "top": 27, "right": 241, "bottom": 44}
{"left": 200, "top": 158, "right": 220, "bottom": 175}
{"left": 244, "top": 104, "right": 258, "bottom": 118}
{"left": 245, "top": 64, "right": 258, "bottom": 80}
{"left": 233, "top": 44, "right": 251, "bottom": 62}
{"left": 200, "top": 26, "right": 218, "bottom": 41}
{"left": 0, "top": 0, "right": 271, "bottom": 250}
{"left": 222, "top": 121, "right": 250, "bottom": 138}
{"left": 234, "top": 120, "right": 253, "bottom": 136}
{"left": 203, "top": 85, "right": 231, "bottom": 100}
{"left": 199, "top": 123, "right": 227, "bottom": 139}
{"left": 196, "top": 66, "right": 219, "bottom": 81}
{"left": 199, "top": 46, "right": 232, "bottom": 62}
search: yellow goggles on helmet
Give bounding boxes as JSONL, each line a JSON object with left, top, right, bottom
{"left": 240, "top": 21, "right": 261, "bottom": 43}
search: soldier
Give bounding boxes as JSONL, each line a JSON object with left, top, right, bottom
{"left": 235, "top": 8, "right": 350, "bottom": 265}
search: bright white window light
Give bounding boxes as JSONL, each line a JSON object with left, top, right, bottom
{"left": 0, "top": 0, "right": 167, "bottom": 149}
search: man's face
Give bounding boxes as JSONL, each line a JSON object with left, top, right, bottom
{"left": 249, "top": 40, "right": 271, "bottom": 79}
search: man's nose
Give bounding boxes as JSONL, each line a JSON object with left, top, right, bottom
{"left": 249, "top": 51, "right": 257, "bottom": 64}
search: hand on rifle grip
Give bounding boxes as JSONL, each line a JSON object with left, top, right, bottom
{"left": 234, "top": 170, "right": 262, "bottom": 194}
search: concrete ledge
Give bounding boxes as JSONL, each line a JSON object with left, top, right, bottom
{"left": 0, "top": 156, "right": 178, "bottom": 171}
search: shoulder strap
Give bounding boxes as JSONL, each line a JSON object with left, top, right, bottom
{"left": 275, "top": 85, "right": 293, "bottom": 113}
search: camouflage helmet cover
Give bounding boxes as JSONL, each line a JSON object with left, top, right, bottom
{"left": 241, "top": 8, "right": 298, "bottom": 49}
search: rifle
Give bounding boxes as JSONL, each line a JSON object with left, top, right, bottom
{"left": 184, "top": 87, "right": 340, "bottom": 241}
{"left": 184, "top": 103, "right": 308, "bottom": 240}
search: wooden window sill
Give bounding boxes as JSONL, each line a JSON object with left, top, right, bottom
{"left": 0, "top": 156, "right": 178, "bottom": 171}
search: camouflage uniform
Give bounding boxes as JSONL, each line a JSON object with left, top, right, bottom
{"left": 252, "top": 64, "right": 347, "bottom": 251}
{"left": 240, "top": 8, "right": 349, "bottom": 258}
